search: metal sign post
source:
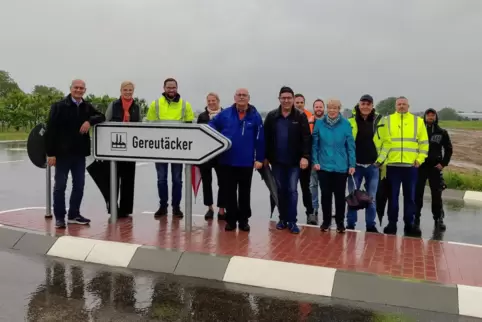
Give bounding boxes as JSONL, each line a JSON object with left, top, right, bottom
{"left": 184, "top": 164, "right": 193, "bottom": 232}
{"left": 109, "top": 160, "right": 118, "bottom": 222}
{"left": 92, "top": 122, "right": 231, "bottom": 231}
{"left": 45, "top": 165, "right": 52, "bottom": 218}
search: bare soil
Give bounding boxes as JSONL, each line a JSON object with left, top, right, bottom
{"left": 446, "top": 129, "right": 482, "bottom": 174}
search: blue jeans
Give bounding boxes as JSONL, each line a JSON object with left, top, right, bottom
{"left": 155, "top": 163, "right": 183, "bottom": 208}
{"left": 346, "top": 165, "right": 379, "bottom": 229}
{"left": 387, "top": 166, "right": 418, "bottom": 226}
{"left": 309, "top": 170, "right": 320, "bottom": 212}
{"left": 271, "top": 164, "right": 300, "bottom": 224}
{"left": 53, "top": 156, "right": 86, "bottom": 220}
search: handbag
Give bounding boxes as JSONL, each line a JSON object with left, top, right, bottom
{"left": 345, "top": 175, "right": 373, "bottom": 210}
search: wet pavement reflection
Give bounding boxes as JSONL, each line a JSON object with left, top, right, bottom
{"left": 1, "top": 249, "right": 479, "bottom": 322}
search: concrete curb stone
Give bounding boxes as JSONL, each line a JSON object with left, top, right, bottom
{"left": 0, "top": 223, "right": 481, "bottom": 319}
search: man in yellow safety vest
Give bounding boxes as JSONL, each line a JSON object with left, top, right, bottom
{"left": 145, "top": 78, "right": 195, "bottom": 219}
{"left": 383, "top": 96, "right": 429, "bottom": 236}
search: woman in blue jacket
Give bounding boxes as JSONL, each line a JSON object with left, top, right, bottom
{"left": 312, "top": 98, "right": 355, "bottom": 233}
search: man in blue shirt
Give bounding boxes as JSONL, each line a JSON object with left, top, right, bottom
{"left": 263, "top": 86, "right": 311, "bottom": 234}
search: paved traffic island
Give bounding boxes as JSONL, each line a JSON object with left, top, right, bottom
{"left": 0, "top": 207, "right": 481, "bottom": 318}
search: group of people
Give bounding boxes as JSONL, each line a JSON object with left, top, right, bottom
{"left": 44, "top": 78, "right": 452, "bottom": 238}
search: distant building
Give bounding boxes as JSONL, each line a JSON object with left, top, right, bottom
{"left": 457, "top": 113, "right": 482, "bottom": 121}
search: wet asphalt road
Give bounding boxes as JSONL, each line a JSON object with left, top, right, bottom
{"left": 0, "top": 142, "right": 482, "bottom": 244}
{"left": 1, "top": 248, "right": 479, "bottom": 322}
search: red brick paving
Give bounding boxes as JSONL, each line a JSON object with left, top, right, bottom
{"left": 1, "top": 208, "right": 482, "bottom": 287}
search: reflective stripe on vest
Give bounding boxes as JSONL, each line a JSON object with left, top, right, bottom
{"left": 155, "top": 99, "right": 186, "bottom": 122}
{"left": 386, "top": 114, "right": 427, "bottom": 155}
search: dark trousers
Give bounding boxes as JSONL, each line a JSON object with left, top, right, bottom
{"left": 220, "top": 165, "right": 254, "bottom": 225}
{"left": 199, "top": 161, "right": 226, "bottom": 207}
{"left": 387, "top": 166, "right": 418, "bottom": 226}
{"left": 318, "top": 170, "right": 347, "bottom": 226}
{"left": 53, "top": 155, "right": 86, "bottom": 220}
{"left": 271, "top": 164, "right": 300, "bottom": 224}
{"left": 415, "top": 165, "right": 445, "bottom": 222}
{"left": 115, "top": 161, "right": 136, "bottom": 215}
{"left": 299, "top": 167, "right": 314, "bottom": 215}
{"left": 376, "top": 175, "right": 390, "bottom": 221}
{"left": 155, "top": 163, "right": 183, "bottom": 208}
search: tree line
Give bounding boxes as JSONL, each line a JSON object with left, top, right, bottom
{"left": 0, "top": 70, "right": 148, "bottom": 131}
{"left": 0, "top": 70, "right": 466, "bottom": 132}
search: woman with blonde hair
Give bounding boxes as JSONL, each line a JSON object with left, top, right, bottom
{"left": 196, "top": 92, "right": 226, "bottom": 220}
{"left": 104, "top": 81, "right": 141, "bottom": 218}
{"left": 312, "top": 98, "right": 355, "bottom": 233}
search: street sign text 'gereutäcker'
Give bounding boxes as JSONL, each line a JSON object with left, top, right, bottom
{"left": 93, "top": 122, "right": 231, "bottom": 164}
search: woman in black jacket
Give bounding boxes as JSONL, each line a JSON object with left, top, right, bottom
{"left": 105, "top": 81, "right": 141, "bottom": 218}
{"left": 197, "top": 92, "right": 226, "bottom": 220}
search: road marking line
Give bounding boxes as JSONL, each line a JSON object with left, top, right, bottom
{"left": 5, "top": 148, "right": 27, "bottom": 151}
{"left": 0, "top": 160, "right": 24, "bottom": 164}
{"left": 0, "top": 206, "right": 46, "bottom": 214}
{"left": 448, "top": 241, "right": 482, "bottom": 248}
{"left": 51, "top": 162, "right": 151, "bottom": 180}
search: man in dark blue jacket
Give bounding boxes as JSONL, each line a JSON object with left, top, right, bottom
{"left": 45, "top": 79, "right": 105, "bottom": 229}
{"left": 209, "top": 88, "right": 265, "bottom": 232}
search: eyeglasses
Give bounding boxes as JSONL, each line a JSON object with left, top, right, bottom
{"left": 236, "top": 93, "right": 248, "bottom": 97}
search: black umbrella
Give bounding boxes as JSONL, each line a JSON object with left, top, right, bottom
{"left": 86, "top": 160, "right": 114, "bottom": 213}
{"left": 376, "top": 176, "right": 390, "bottom": 225}
{"left": 257, "top": 165, "right": 279, "bottom": 218}
{"left": 27, "top": 123, "right": 47, "bottom": 169}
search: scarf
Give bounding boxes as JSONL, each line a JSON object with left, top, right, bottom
{"left": 207, "top": 107, "right": 221, "bottom": 120}
{"left": 121, "top": 97, "right": 133, "bottom": 122}
{"left": 326, "top": 114, "right": 340, "bottom": 127}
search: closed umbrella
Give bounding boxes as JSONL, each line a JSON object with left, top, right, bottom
{"left": 27, "top": 123, "right": 47, "bottom": 169}
{"left": 86, "top": 160, "right": 113, "bottom": 213}
{"left": 257, "top": 165, "right": 279, "bottom": 218}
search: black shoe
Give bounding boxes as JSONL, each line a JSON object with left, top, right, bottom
{"left": 366, "top": 226, "right": 380, "bottom": 233}
{"left": 217, "top": 212, "right": 226, "bottom": 221}
{"left": 173, "top": 207, "right": 184, "bottom": 218}
{"left": 434, "top": 218, "right": 447, "bottom": 231}
{"left": 347, "top": 225, "right": 355, "bottom": 230}
{"left": 336, "top": 224, "right": 346, "bottom": 233}
{"left": 154, "top": 206, "right": 168, "bottom": 218}
{"left": 383, "top": 224, "right": 397, "bottom": 235}
{"left": 411, "top": 224, "right": 422, "bottom": 237}
{"left": 225, "top": 222, "right": 236, "bottom": 231}
{"left": 204, "top": 209, "right": 214, "bottom": 220}
{"left": 55, "top": 219, "right": 66, "bottom": 229}
{"left": 320, "top": 223, "right": 330, "bottom": 232}
{"left": 238, "top": 222, "right": 250, "bottom": 232}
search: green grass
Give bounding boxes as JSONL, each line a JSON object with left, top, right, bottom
{"left": 444, "top": 170, "right": 482, "bottom": 191}
{"left": 439, "top": 120, "right": 482, "bottom": 130}
{"left": 0, "top": 129, "right": 29, "bottom": 141}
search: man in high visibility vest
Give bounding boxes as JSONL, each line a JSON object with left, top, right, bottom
{"left": 294, "top": 93, "right": 314, "bottom": 222}
{"left": 384, "top": 96, "right": 429, "bottom": 236}
{"left": 347, "top": 94, "right": 392, "bottom": 233}
{"left": 146, "top": 78, "right": 195, "bottom": 219}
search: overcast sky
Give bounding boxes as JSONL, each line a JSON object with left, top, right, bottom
{"left": 1, "top": 0, "right": 481, "bottom": 112}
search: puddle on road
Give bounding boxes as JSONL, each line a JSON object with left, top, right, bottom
{"left": 0, "top": 251, "right": 472, "bottom": 322}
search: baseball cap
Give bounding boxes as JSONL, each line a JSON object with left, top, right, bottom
{"left": 359, "top": 94, "right": 374, "bottom": 103}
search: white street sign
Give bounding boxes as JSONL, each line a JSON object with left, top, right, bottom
{"left": 93, "top": 122, "right": 231, "bottom": 164}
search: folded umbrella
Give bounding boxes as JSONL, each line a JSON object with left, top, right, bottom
{"left": 86, "top": 160, "right": 112, "bottom": 212}
{"left": 258, "top": 165, "right": 279, "bottom": 218}
{"left": 27, "top": 123, "right": 47, "bottom": 169}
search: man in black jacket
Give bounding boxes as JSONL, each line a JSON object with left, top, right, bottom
{"left": 414, "top": 108, "right": 453, "bottom": 233}
{"left": 263, "top": 86, "right": 311, "bottom": 234}
{"left": 45, "top": 79, "right": 105, "bottom": 229}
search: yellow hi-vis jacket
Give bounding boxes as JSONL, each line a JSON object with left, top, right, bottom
{"left": 348, "top": 112, "right": 392, "bottom": 165}
{"left": 146, "top": 95, "right": 195, "bottom": 122}
{"left": 386, "top": 112, "right": 429, "bottom": 166}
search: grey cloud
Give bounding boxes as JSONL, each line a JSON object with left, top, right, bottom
{"left": 1, "top": 0, "right": 481, "bottom": 112}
